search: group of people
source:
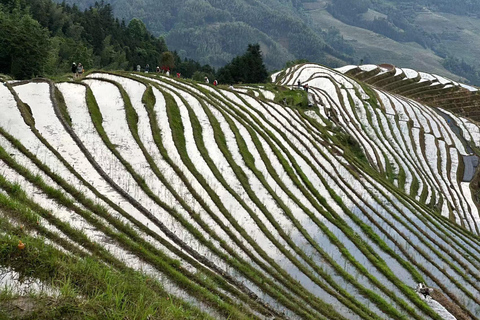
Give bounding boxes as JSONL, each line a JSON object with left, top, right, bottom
{"left": 137, "top": 64, "right": 153, "bottom": 73}
{"left": 71, "top": 62, "right": 84, "bottom": 78}
{"left": 136, "top": 64, "right": 181, "bottom": 78}
{"left": 137, "top": 64, "right": 152, "bottom": 73}
{"left": 297, "top": 80, "right": 309, "bottom": 92}
{"left": 204, "top": 77, "right": 218, "bottom": 86}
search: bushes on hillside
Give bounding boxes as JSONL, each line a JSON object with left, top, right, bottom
{"left": 0, "top": 8, "right": 50, "bottom": 79}
{"left": 0, "top": 0, "right": 169, "bottom": 79}
{"left": 217, "top": 44, "right": 268, "bottom": 84}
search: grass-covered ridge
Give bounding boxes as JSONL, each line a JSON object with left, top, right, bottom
{"left": 1, "top": 64, "right": 480, "bottom": 320}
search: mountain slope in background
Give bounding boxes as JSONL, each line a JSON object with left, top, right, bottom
{"left": 57, "top": 0, "right": 480, "bottom": 83}
{"left": 55, "top": 0, "right": 354, "bottom": 70}
{"left": 1, "top": 64, "right": 480, "bottom": 319}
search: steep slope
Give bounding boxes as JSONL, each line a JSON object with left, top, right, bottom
{"left": 305, "top": 0, "right": 480, "bottom": 84}
{"left": 1, "top": 65, "right": 480, "bottom": 319}
{"left": 57, "top": 0, "right": 480, "bottom": 83}
{"left": 55, "top": 0, "right": 352, "bottom": 69}
{"left": 304, "top": 5, "right": 461, "bottom": 80}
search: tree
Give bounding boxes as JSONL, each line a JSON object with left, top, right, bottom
{"left": 160, "top": 51, "right": 175, "bottom": 71}
{"left": 192, "top": 70, "right": 215, "bottom": 83}
{"left": 217, "top": 44, "right": 268, "bottom": 84}
{"left": 128, "top": 18, "right": 149, "bottom": 41}
{"left": 0, "top": 9, "right": 50, "bottom": 79}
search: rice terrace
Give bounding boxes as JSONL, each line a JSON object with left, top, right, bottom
{"left": 1, "top": 63, "right": 480, "bottom": 319}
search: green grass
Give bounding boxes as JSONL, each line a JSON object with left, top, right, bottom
{"left": 0, "top": 221, "right": 214, "bottom": 320}
{"left": 274, "top": 86, "right": 309, "bottom": 109}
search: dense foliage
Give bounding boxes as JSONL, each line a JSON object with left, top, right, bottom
{"left": 327, "top": 0, "right": 439, "bottom": 49}
{"left": 56, "top": 0, "right": 355, "bottom": 70}
{"left": 442, "top": 56, "right": 480, "bottom": 86}
{"left": 54, "top": 0, "right": 480, "bottom": 84}
{"left": 217, "top": 44, "right": 268, "bottom": 84}
{"left": 0, "top": 0, "right": 169, "bottom": 79}
{"left": 4, "top": 0, "right": 480, "bottom": 84}
{"left": 0, "top": 0, "right": 271, "bottom": 83}
{"left": 0, "top": 7, "right": 50, "bottom": 79}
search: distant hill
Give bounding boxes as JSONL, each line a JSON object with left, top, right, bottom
{"left": 58, "top": 0, "right": 480, "bottom": 84}
{"left": 56, "top": 0, "right": 355, "bottom": 70}
{"left": 0, "top": 0, "right": 169, "bottom": 79}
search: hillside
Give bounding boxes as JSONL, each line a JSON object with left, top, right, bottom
{"left": 57, "top": 0, "right": 480, "bottom": 83}
{"left": 0, "top": 0, "right": 170, "bottom": 79}
{"left": 1, "top": 64, "right": 480, "bottom": 319}
{"left": 54, "top": 0, "right": 354, "bottom": 70}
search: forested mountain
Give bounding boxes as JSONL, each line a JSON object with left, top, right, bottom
{"left": 55, "top": 0, "right": 355, "bottom": 71}
{"left": 57, "top": 0, "right": 480, "bottom": 85}
{"left": 324, "top": 0, "right": 480, "bottom": 84}
{"left": 0, "top": 0, "right": 169, "bottom": 79}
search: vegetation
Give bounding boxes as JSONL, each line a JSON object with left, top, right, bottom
{"left": 0, "top": 0, "right": 166, "bottom": 78}
{"left": 0, "top": 225, "right": 213, "bottom": 320}
{"left": 442, "top": 55, "right": 480, "bottom": 86}
{"left": 217, "top": 44, "right": 268, "bottom": 84}
{"left": 0, "top": 0, "right": 276, "bottom": 86}
{"left": 0, "top": 7, "right": 50, "bottom": 79}
{"left": 0, "top": 0, "right": 226, "bottom": 80}
{"left": 56, "top": 0, "right": 356, "bottom": 70}
{"left": 6, "top": 0, "right": 480, "bottom": 84}
{"left": 46, "top": 0, "right": 480, "bottom": 84}
{"left": 325, "top": 0, "right": 480, "bottom": 84}
{"left": 273, "top": 86, "right": 309, "bottom": 109}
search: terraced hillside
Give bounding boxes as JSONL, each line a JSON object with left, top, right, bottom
{"left": 339, "top": 64, "right": 480, "bottom": 121}
{"left": 1, "top": 64, "right": 480, "bottom": 319}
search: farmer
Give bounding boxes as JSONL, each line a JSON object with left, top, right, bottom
{"left": 213, "top": 79, "right": 218, "bottom": 86}
{"left": 205, "top": 77, "right": 209, "bottom": 84}
{"left": 71, "top": 62, "right": 77, "bottom": 78}
{"left": 416, "top": 283, "right": 431, "bottom": 299}
{"left": 76, "top": 63, "right": 84, "bottom": 78}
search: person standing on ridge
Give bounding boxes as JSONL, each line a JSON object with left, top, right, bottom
{"left": 77, "top": 63, "right": 84, "bottom": 78}
{"left": 205, "top": 77, "right": 209, "bottom": 84}
{"left": 303, "top": 83, "right": 309, "bottom": 93}
{"left": 297, "top": 80, "right": 301, "bottom": 89}
{"left": 71, "top": 62, "right": 77, "bottom": 78}
{"left": 137, "top": 65, "right": 141, "bottom": 72}
{"left": 145, "top": 64, "right": 150, "bottom": 73}
{"left": 213, "top": 80, "right": 218, "bottom": 86}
